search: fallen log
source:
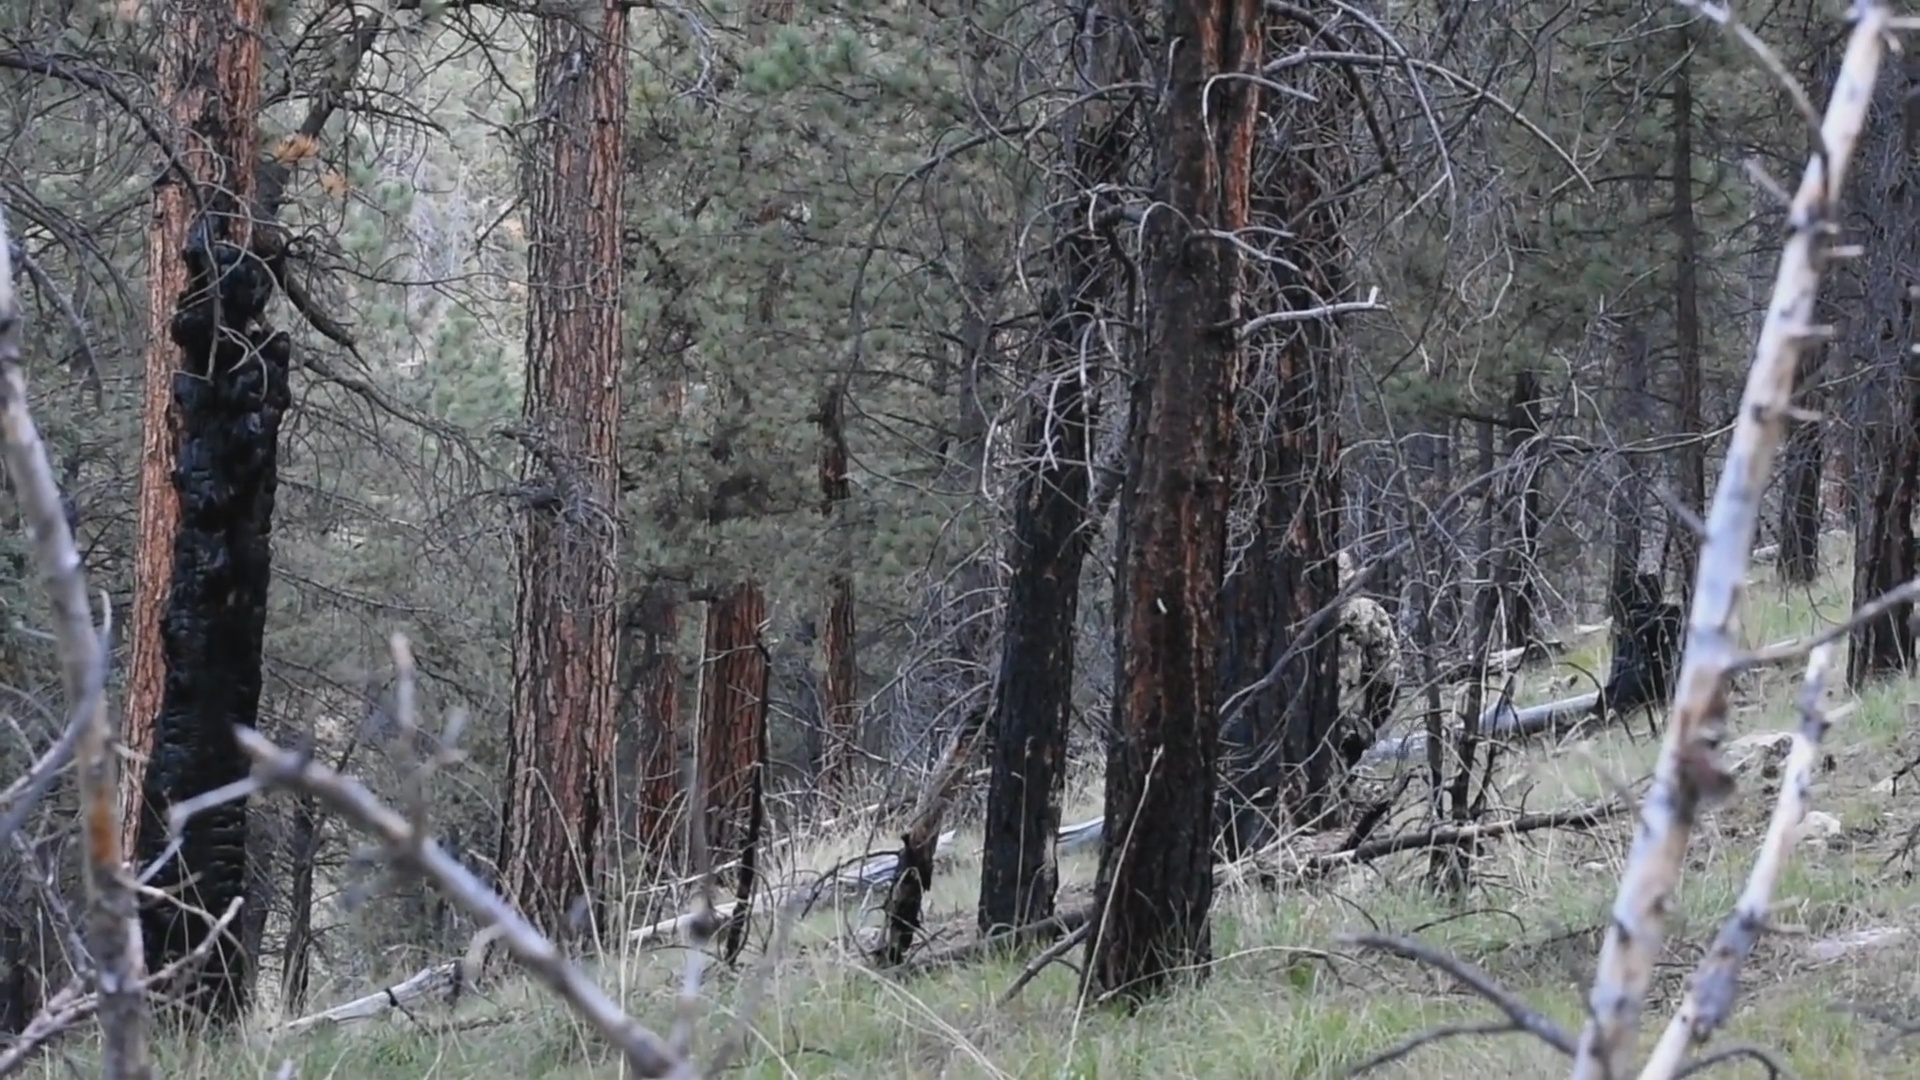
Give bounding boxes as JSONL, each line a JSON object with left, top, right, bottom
{"left": 1354, "top": 692, "right": 1601, "bottom": 774}
{"left": 273, "top": 961, "right": 463, "bottom": 1036}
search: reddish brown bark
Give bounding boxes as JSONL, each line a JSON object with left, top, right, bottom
{"left": 1085, "top": 0, "right": 1262, "bottom": 1005}
{"left": 1217, "top": 9, "right": 1351, "bottom": 850}
{"left": 123, "top": 0, "right": 266, "bottom": 851}
{"left": 698, "top": 583, "right": 769, "bottom": 870}
{"left": 498, "top": 0, "right": 627, "bottom": 933}
{"left": 816, "top": 391, "right": 859, "bottom": 799}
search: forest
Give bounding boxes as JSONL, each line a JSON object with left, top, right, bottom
{"left": 2, "top": 0, "right": 1920, "bottom": 1075}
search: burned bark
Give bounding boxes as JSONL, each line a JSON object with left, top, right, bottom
{"left": 1607, "top": 327, "right": 1655, "bottom": 671}
{"left": 124, "top": 0, "right": 266, "bottom": 849}
{"left": 1845, "top": 69, "right": 1920, "bottom": 689}
{"left": 1848, "top": 378, "right": 1920, "bottom": 685}
{"left": 976, "top": 312, "right": 1097, "bottom": 935}
{"left": 498, "top": 0, "right": 627, "bottom": 935}
{"left": 880, "top": 704, "right": 988, "bottom": 966}
{"left": 1777, "top": 365, "right": 1825, "bottom": 586}
{"left": 133, "top": 211, "right": 292, "bottom": 1024}
{"left": 975, "top": 16, "right": 1129, "bottom": 936}
{"left": 1215, "top": 7, "right": 1350, "bottom": 853}
{"left": 1085, "top": 0, "right": 1261, "bottom": 1005}
{"left": 1670, "top": 34, "right": 1707, "bottom": 605}
{"left": 1501, "top": 370, "right": 1546, "bottom": 647}
{"left": 1594, "top": 572, "right": 1683, "bottom": 736}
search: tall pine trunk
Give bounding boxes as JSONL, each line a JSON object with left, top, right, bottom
{"left": 128, "top": 0, "right": 279, "bottom": 1023}
{"left": 1501, "top": 369, "right": 1546, "bottom": 647}
{"left": 1085, "top": 0, "right": 1260, "bottom": 1005}
{"left": 816, "top": 390, "right": 859, "bottom": 800}
{"left": 1216, "top": 7, "right": 1349, "bottom": 851}
{"left": 1669, "top": 34, "right": 1706, "bottom": 605}
{"left": 975, "top": 12, "right": 1130, "bottom": 936}
{"left": 1844, "top": 65, "right": 1920, "bottom": 688}
{"left": 1778, "top": 344, "right": 1826, "bottom": 585}
{"left": 698, "top": 582, "right": 770, "bottom": 959}
{"left": 498, "top": 0, "right": 626, "bottom": 934}
{"left": 627, "top": 586, "right": 684, "bottom": 866}
{"left": 122, "top": 0, "right": 263, "bottom": 849}
{"left": 1607, "top": 328, "right": 1653, "bottom": 666}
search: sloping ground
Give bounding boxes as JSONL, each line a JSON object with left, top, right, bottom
{"left": 115, "top": 558, "right": 1920, "bottom": 1078}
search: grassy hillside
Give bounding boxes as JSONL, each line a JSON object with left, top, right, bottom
{"left": 88, "top": 545, "right": 1920, "bottom": 1078}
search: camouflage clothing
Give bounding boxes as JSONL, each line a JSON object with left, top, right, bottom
{"left": 1335, "top": 594, "right": 1401, "bottom": 763}
{"left": 1324, "top": 554, "right": 1403, "bottom": 826}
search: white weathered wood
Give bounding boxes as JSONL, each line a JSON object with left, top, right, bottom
{"left": 1572, "top": 9, "right": 1890, "bottom": 1075}
{"left": 276, "top": 962, "right": 463, "bottom": 1035}
{"left": 1636, "top": 646, "right": 1836, "bottom": 1080}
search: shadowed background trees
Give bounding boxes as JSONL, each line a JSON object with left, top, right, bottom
{"left": 2, "top": 0, "right": 1918, "bottom": 1039}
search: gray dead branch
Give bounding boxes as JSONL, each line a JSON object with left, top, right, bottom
{"left": 0, "top": 201, "right": 154, "bottom": 1080}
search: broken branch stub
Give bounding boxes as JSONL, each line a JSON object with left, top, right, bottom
{"left": 1572, "top": 4, "right": 1891, "bottom": 1077}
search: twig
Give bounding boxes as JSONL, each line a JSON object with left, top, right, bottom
{"left": 1237, "top": 286, "right": 1385, "bottom": 340}
{"left": 235, "top": 722, "right": 687, "bottom": 1074}
{"left": 1572, "top": 5, "right": 1890, "bottom": 1075}
{"left": 230, "top": 633, "right": 782, "bottom": 1079}
{"left": 1290, "top": 802, "right": 1626, "bottom": 876}
{"left": 0, "top": 201, "right": 151, "bottom": 1079}
{"left": 1341, "top": 931, "right": 1574, "bottom": 1075}
{"left": 0, "top": 898, "right": 242, "bottom": 1076}
{"left": 997, "top": 919, "right": 1091, "bottom": 1006}
{"left": 1639, "top": 645, "right": 1837, "bottom": 1080}
{"left": 1734, "top": 578, "right": 1920, "bottom": 671}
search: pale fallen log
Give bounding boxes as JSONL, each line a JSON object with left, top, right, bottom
{"left": 1356, "top": 692, "right": 1602, "bottom": 773}
{"left": 275, "top": 961, "right": 463, "bottom": 1035}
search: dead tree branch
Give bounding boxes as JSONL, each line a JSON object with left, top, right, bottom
{"left": 1573, "top": 6, "right": 1889, "bottom": 1075}
{"left": 230, "top": 633, "right": 777, "bottom": 1079}
{"left": 1341, "top": 930, "right": 1575, "bottom": 1076}
{"left": 1639, "top": 645, "right": 1837, "bottom": 1079}
{"left": 0, "top": 201, "right": 152, "bottom": 1079}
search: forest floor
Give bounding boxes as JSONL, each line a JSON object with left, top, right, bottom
{"left": 135, "top": 552, "right": 1920, "bottom": 1078}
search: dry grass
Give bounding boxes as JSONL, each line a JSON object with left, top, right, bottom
{"left": 44, "top": 547, "right": 1920, "bottom": 1079}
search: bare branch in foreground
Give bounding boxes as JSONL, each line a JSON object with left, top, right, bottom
{"left": 0, "top": 201, "right": 152, "bottom": 1080}
{"left": 233, "top": 634, "right": 774, "bottom": 1079}
{"left": 1734, "top": 578, "right": 1920, "bottom": 671}
{"left": 1340, "top": 931, "right": 1575, "bottom": 1077}
{"left": 1639, "top": 645, "right": 1837, "bottom": 1079}
{"left": 0, "top": 898, "right": 241, "bottom": 1077}
{"left": 1572, "top": 4, "right": 1891, "bottom": 1076}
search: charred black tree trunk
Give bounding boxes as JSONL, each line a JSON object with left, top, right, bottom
{"left": 1669, "top": 34, "right": 1707, "bottom": 606}
{"left": 1849, "top": 370, "right": 1920, "bottom": 686}
{"left": 976, "top": 283, "right": 1100, "bottom": 935}
{"left": 1778, "top": 347, "right": 1826, "bottom": 586}
{"left": 1501, "top": 370, "right": 1545, "bottom": 648}
{"left": 1607, "top": 328, "right": 1653, "bottom": 669}
{"left": 0, "top": 873, "right": 35, "bottom": 1037}
{"left": 1085, "top": 0, "right": 1260, "bottom": 1006}
{"left": 133, "top": 215, "right": 291, "bottom": 1023}
{"left": 1595, "top": 572, "right": 1683, "bottom": 735}
{"left": 1215, "top": 7, "right": 1349, "bottom": 856}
